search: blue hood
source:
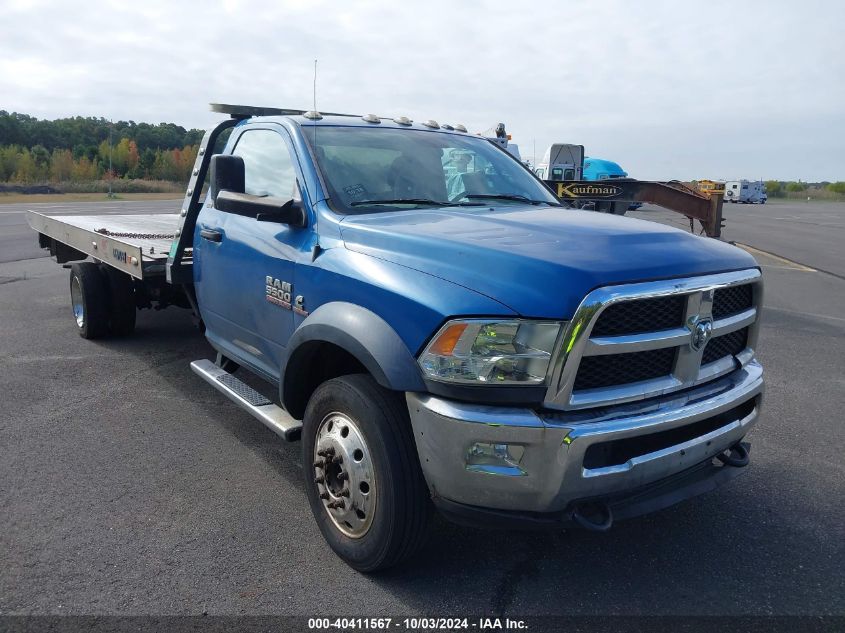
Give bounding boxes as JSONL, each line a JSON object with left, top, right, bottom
{"left": 338, "top": 206, "right": 758, "bottom": 319}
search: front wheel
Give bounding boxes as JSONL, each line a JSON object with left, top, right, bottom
{"left": 302, "top": 375, "right": 431, "bottom": 572}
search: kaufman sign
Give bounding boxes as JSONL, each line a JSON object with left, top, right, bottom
{"left": 554, "top": 182, "right": 624, "bottom": 198}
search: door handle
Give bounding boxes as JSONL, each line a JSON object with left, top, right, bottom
{"left": 200, "top": 228, "right": 223, "bottom": 242}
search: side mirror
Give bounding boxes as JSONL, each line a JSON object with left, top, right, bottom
{"left": 215, "top": 191, "right": 306, "bottom": 227}
{"left": 209, "top": 154, "right": 245, "bottom": 203}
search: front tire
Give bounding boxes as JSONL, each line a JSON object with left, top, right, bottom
{"left": 69, "top": 262, "right": 109, "bottom": 339}
{"left": 302, "top": 375, "right": 431, "bottom": 572}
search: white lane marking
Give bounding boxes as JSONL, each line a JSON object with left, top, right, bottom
{"left": 734, "top": 243, "right": 817, "bottom": 272}
{"left": 765, "top": 306, "right": 845, "bottom": 324}
{"left": 759, "top": 264, "right": 815, "bottom": 272}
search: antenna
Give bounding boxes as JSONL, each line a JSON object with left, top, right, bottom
{"left": 313, "top": 59, "right": 318, "bottom": 113}
{"left": 312, "top": 59, "right": 319, "bottom": 146}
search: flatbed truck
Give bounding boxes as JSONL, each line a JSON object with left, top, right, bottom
{"left": 28, "top": 104, "right": 764, "bottom": 571}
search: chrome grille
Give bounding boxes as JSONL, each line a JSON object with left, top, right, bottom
{"left": 591, "top": 295, "right": 686, "bottom": 336}
{"left": 713, "top": 284, "right": 753, "bottom": 320}
{"left": 702, "top": 327, "right": 748, "bottom": 365}
{"left": 545, "top": 269, "right": 762, "bottom": 410}
{"left": 573, "top": 347, "right": 676, "bottom": 390}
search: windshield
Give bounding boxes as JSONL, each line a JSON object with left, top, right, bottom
{"left": 302, "top": 126, "right": 560, "bottom": 213}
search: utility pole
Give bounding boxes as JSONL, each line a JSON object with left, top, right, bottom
{"left": 107, "top": 120, "right": 114, "bottom": 198}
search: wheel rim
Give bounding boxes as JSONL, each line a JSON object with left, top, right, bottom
{"left": 70, "top": 276, "right": 84, "bottom": 328}
{"left": 313, "top": 411, "right": 376, "bottom": 539}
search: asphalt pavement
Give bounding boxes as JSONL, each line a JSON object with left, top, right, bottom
{"left": 630, "top": 200, "right": 845, "bottom": 278}
{"left": 0, "top": 198, "right": 843, "bottom": 616}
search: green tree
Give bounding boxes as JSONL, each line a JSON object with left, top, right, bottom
{"left": 13, "top": 149, "right": 40, "bottom": 183}
{"left": 826, "top": 182, "right": 845, "bottom": 195}
{"left": 785, "top": 181, "right": 806, "bottom": 192}
{"left": 50, "top": 148, "right": 74, "bottom": 181}
{"left": 113, "top": 137, "right": 131, "bottom": 175}
{"left": 0, "top": 145, "right": 20, "bottom": 181}
{"left": 764, "top": 180, "right": 782, "bottom": 197}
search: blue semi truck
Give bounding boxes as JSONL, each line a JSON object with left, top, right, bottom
{"left": 29, "top": 104, "right": 764, "bottom": 571}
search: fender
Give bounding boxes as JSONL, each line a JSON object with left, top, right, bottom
{"left": 281, "top": 302, "right": 426, "bottom": 413}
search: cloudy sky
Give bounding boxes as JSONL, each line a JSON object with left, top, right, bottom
{"left": 2, "top": 0, "right": 843, "bottom": 181}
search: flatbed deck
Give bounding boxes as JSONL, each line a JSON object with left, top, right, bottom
{"left": 27, "top": 211, "right": 183, "bottom": 279}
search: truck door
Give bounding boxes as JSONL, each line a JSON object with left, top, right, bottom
{"left": 195, "top": 125, "right": 308, "bottom": 380}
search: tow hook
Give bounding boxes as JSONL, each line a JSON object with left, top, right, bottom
{"left": 716, "top": 441, "right": 750, "bottom": 468}
{"left": 571, "top": 502, "right": 613, "bottom": 532}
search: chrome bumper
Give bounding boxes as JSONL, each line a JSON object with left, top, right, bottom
{"left": 406, "top": 360, "right": 763, "bottom": 514}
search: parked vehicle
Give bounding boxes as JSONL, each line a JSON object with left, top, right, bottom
{"left": 480, "top": 122, "right": 523, "bottom": 160}
{"left": 697, "top": 179, "right": 726, "bottom": 197}
{"left": 29, "top": 104, "right": 764, "bottom": 571}
{"left": 536, "top": 149, "right": 641, "bottom": 213}
{"left": 725, "top": 180, "right": 767, "bottom": 204}
{"left": 583, "top": 157, "right": 643, "bottom": 212}
{"left": 534, "top": 143, "right": 584, "bottom": 181}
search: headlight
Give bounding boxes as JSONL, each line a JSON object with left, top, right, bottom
{"left": 419, "top": 319, "right": 563, "bottom": 385}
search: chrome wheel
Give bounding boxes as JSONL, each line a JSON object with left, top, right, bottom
{"left": 313, "top": 411, "right": 376, "bottom": 538}
{"left": 70, "top": 275, "right": 84, "bottom": 328}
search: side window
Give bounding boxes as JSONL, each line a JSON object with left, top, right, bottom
{"left": 232, "top": 129, "right": 296, "bottom": 199}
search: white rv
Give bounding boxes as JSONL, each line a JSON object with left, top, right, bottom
{"left": 725, "top": 180, "right": 767, "bottom": 204}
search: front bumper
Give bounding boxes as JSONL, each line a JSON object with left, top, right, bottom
{"left": 406, "top": 360, "right": 763, "bottom": 518}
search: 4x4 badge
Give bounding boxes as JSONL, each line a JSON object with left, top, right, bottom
{"left": 293, "top": 294, "right": 308, "bottom": 317}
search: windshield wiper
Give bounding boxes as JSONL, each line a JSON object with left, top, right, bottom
{"left": 350, "top": 198, "right": 449, "bottom": 207}
{"left": 462, "top": 193, "right": 559, "bottom": 206}
{"left": 350, "top": 198, "right": 484, "bottom": 207}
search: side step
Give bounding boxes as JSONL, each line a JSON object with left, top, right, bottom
{"left": 190, "top": 359, "right": 302, "bottom": 441}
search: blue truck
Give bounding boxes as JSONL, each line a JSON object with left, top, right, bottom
{"left": 581, "top": 157, "right": 642, "bottom": 212}
{"left": 28, "top": 104, "right": 764, "bottom": 571}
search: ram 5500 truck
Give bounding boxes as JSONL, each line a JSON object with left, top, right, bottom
{"left": 28, "top": 104, "right": 764, "bottom": 572}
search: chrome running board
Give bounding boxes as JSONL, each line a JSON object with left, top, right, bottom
{"left": 190, "top": 359, "right": 302, "bottom": 441}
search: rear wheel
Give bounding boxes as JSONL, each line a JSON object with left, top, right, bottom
{"left": 302, "top": 374, "right": 431, "bottom": 572}
{"left": 69, "top": 262, "right": 109, "bottom": 339}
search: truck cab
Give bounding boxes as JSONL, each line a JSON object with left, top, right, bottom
{"left": 194, "top": 111, "right": 763, "bottom": 567}
{"left": 31, "top": 107, "right": 765, "bottom": 572}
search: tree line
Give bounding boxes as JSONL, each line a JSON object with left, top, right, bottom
{"left": 0, "top": 142, "right": 198, "bottom": 183}
{"left": 0, "top": 111, "right": 205, "bottom": 184}
{"left": 764, "top": 180, "right": 845, "bottom": 197}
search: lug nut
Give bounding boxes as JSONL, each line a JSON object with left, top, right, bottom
{"left": 317, "top": 447, "right": 335, "bottom": 457}
{"left": 314, "top": 476, "right": 325, "bottom": 484}
{"left": 332, "top": 455, "right": 343, "bottom": 465}
{"left": 319, "top": 492, "right": 329, "bottom": 500}
{"left": 327, "top": 500, "right": 345, "bottom": 510}
{"left": 339, "top": 488, "right": 350, "bottom": 497}
{"left": 313, "top": 459, "right": 325, "bottom": 469}
{"left": 337, "top": 472, "right": 349, "bottom": 482}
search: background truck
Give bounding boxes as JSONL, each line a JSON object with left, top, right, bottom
{"left": 534, "top": 143, "right": 585, "bottom": 181}
{"left": 536, "top": 147, "right": 641, "bottom": 214}
{"left": 28, "top": 104, "right": 764, "bottom": 572}
{"left": 725, "top": 179, "right": 767, "bottom": 204}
